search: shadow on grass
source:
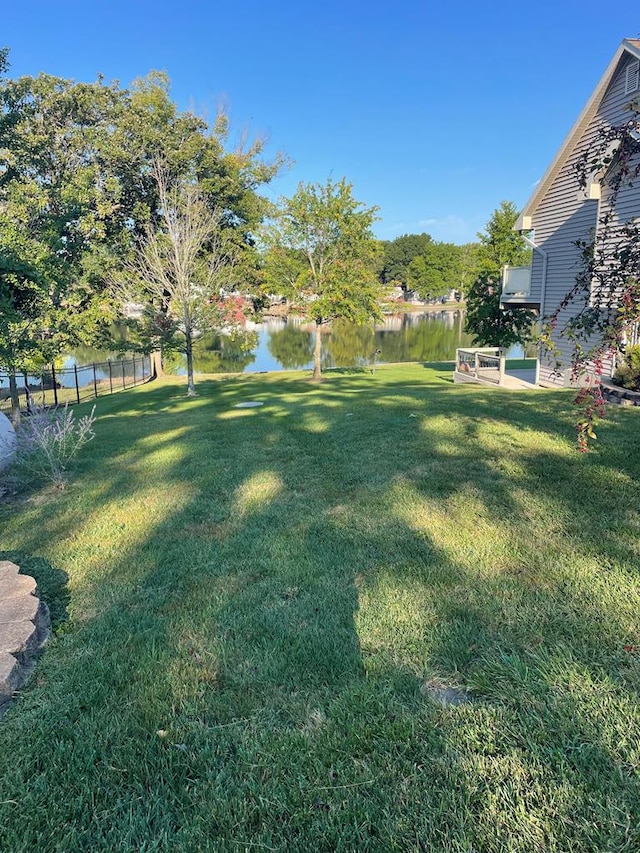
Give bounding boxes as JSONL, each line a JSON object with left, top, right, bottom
{"left": 0, "top": 551, "right": 70, "bottom": 631}
{"left": 0, "top": 368, "right": 639, "bottom": 849}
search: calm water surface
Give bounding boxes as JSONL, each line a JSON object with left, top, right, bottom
{"left": 63, "top": 310, "right": 530, "bottom": 376}
{"left": 173, "top": 310, "right": 474, "bottom": 374}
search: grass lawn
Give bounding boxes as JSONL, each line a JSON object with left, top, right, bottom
{"left": 1, "top": 363, "right": 639, "bottom": 851}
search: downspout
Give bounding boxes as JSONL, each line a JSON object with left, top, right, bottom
{"left": 521, "top": 233, "right": 548, "bottom": 387}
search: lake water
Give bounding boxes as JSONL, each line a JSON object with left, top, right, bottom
{"left": 164, "top": 310, "right": 477, "bottom": 374}
{"left": 60, "top": 310, "right": 531, "bottom": 375}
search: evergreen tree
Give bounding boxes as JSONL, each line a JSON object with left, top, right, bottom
{"left": 465, "top": 201, "right": 535, "bottom": 348}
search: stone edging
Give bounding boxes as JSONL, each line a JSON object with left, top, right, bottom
{"left": 0, "top": 561, "right": 51, "bottom": 716}
{"left": 601, "top": 379, "right": 640, "bottom": 407}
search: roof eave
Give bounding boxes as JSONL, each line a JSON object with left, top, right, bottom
{"left": 518, "top": 41, "right": 637, "bottom": 225}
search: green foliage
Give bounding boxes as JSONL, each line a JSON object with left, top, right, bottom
{"left": 465, "top": 201, "right": 535, "bottom": 347}
{"left": 407, "top": 242, "right": 461, "bottom": 299}
{"left": 0, "top": 65, "right": 283, "bottom": 386}
{"left": 0, "top": 72, "right": 124, "bottom": 371}
{"left": 458, "top": 242, "right": 482, "bottom": 294}
{"left": 264, "top": 177, "right": 384, "bottom": 377}
{"left": 380, "top": 233, "right": 433, "bottom": 285}
{"left": 613, "top": 344, "right": 640, "bottom": 391}
{"left": 380, "top": 233, "right": 481, "bottom": 299}
{"left": 269, "top": 177, "right": 382, "bottom": 320}
{"left": 477, "top": 200, "right": 531, "bottom": 272}
{"left": 465, "top": 271, "right": 535, "bottom": 348}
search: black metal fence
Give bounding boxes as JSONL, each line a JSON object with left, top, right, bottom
{"left": 0, "top": 356, "right": 152, "bottom": 416}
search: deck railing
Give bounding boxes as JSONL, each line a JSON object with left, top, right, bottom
{"left": 454, "top": 348, "right": 506, "bottom": 385}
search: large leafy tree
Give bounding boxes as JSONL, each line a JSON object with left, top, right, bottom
{"left": 407, "top": 241, "right": 462, "bottom": 300}
{"left": 0, "top": 71, "right": 125, "bottom": 366}
{"left": 464, "top": 201, "right": 535, "bottom": 348}
{"left": 264, "top": 178, "right": 383, "bottom": 379}
{"left": 0, "top": 250, "right": 49, "bottom": 423}
{"left": 457, "top": 242, "right": 482, "bottom": 296}
{"left": 380, "top": 233, "right": 433, "bottom": 287}
{"left": 0, "top": 61, "right": 283, "bottom": 407}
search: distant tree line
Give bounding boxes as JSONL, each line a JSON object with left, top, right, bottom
{"left": 378, "top": 233, "right": 482, "bottom": 301}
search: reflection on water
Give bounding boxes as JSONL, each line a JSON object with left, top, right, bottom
{"left": 61, "top": 310, "right": 533, "bottom": 377}
{"left": 183, "top": 310, "right": 473, "bottom": 374}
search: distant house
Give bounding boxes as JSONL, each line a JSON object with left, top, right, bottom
{"left": 501, "top": 38, "right": 640, "bottom": 386}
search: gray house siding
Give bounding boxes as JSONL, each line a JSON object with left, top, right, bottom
{"left": 527, "top": 51, "right": 640, "bottom": 386}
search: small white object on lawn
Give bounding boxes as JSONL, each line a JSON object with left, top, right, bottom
{"left": 234, "top": 401, "right": 264, "bottom": 409}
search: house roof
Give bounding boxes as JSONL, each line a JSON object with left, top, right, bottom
{"left": 515, "top": 39, "right": 640, "bottom": 230}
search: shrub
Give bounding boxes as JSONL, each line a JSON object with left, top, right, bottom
{"left": 613, "top": 344, "right": 640, "bottom": 391}
{"left": 15, "top": 404, "right": 96, "bottom": 489}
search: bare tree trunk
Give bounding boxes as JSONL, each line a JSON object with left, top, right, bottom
{"left": 8, "top": 371, "right": 20, "bottom": 427}
{"left": 312, "top": 321, "right": 323, "bottom": 381}
{"left": 185, "top": 329, "right": 197, "bottom": 396}
{"left": 150, "top": 349, "right": 163, "bottom": 379}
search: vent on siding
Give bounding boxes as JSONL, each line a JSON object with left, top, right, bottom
{"left": 625, "top": 60, "right": 640, "bottom": 95}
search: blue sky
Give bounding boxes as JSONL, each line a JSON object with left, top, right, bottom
{"left": 4, "top": 2, "right": 639, "bottom": 243}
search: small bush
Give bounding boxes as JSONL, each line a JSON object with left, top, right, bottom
{"left": 613, "top": 344, "right": 640, "bottom": 391}
{"left": 15, "top": 404, "right": 96, "bottom": 489}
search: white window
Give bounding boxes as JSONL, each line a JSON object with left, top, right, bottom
{"left": 625, "top": 60, "right": 640, "bottom": 95}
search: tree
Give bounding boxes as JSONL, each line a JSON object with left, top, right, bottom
{"left": 407, "top": 242, "right": 461, "bottom": 300}
{"left": 118, "top": 163, "right": 238, "bottom": 396}
{"left": 0, "top": 253, "right": 49, "bottom": 424}
{"left": 264, "top": 178, "right": 383, "bottom": 379}
{"left": 464, "top": 201, "right": 535, "bottom": 348}
{"left": 0, "top": 63, "right": 283, "bottom": 402}
{"left": 0, "top": 71, "right": 126, "bottom": 379}
{"left": 477, "top": 200, "right": 531, "bottom": 271}
{"left": 457, "top": 242, "right": 482, "bottom": 296}
{"left": 380, "top": 233, "right": 433, "bottom": 288}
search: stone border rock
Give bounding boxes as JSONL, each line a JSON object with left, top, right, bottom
{"left": 0, "top": 560, "right": 50, "bottom": 716}
{"left": 601, "top": 379, "right": 640, "bottom": 407}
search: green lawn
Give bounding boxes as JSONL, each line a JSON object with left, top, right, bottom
{"left": 1, "top": 364, "right": 639, "bottom": 852}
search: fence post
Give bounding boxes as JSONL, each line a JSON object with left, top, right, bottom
{"left": 93, "top": 363, "right": 98, "bottom": 398}
{"left": 122, "top": 360, "right": 126, "bottom": 389}
{"left": 108, "top": 360, "right": 113, "bottom": 394}
{"left": 133, "top": 357, "right": 137, "bottom": 386}
{"left": 474, "top": 352, "right": 479, "bottom": 380}
{"left": 51, "top": 363, "right": 58, "bottom": 406}
{"left": 23, "top": 372, "right": 32, "bottom": 415}
{"left": 8, "top": 371, "right": 20, "bottom": 426}
{"left": 74, "top": 364, "right": 80, "bottom": 404}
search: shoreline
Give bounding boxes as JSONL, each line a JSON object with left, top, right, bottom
{"left": 262, "top": 301, "right": 465, "bottom": 319}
